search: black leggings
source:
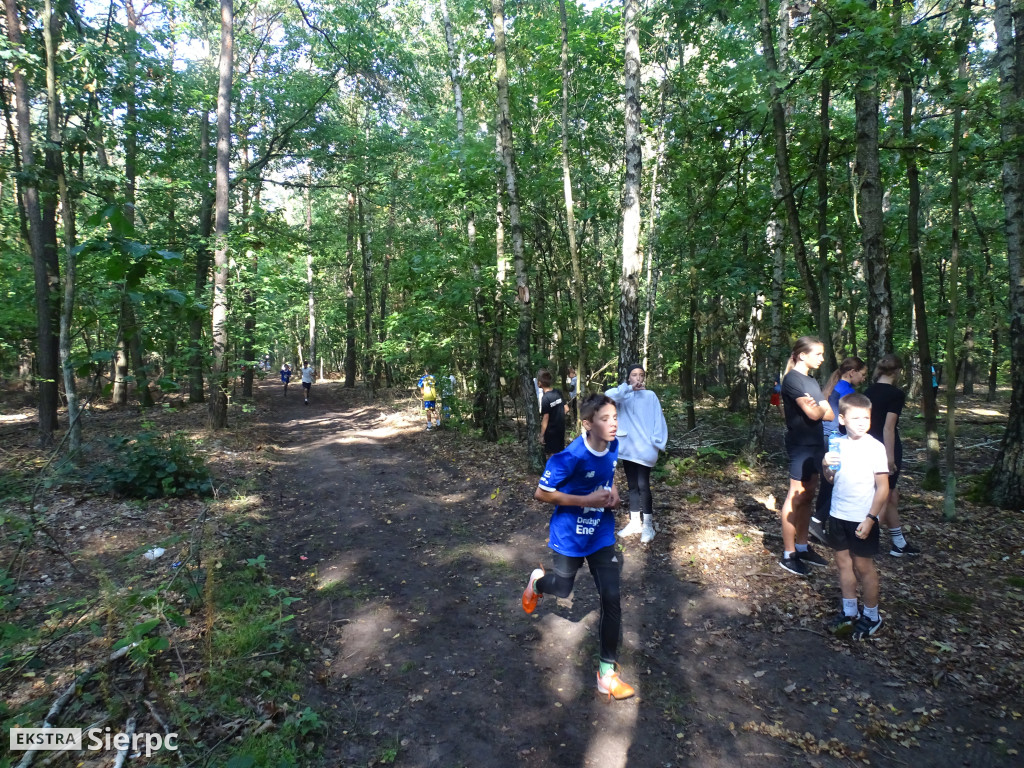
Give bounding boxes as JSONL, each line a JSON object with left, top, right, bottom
{"left": 623, "top": 460, "right": 653, "bottom": 516}
{"left": 535, "top": 545, "right": 622, "bottom": 664}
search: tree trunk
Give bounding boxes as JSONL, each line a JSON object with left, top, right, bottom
{"left": 681, "top": 263, "right": 697, "bottom": 431}
{"left": 44, "top": 0, "right": 80, "bottom": 452}
{"left": 486, "top": 132, "right": 508, "bottom": 443}
{"left": 379, "top": 174, "right": 397, "bottom": 389}
{"left": 359, "top": 190, "right": 374, "bottom": 394}
{"left": 492, "top": 0, "right": 540, "bottom": 469}
{"left": 618, "top": 0, "right": 643, "bottom": 382}
{"left": 899, "top": 13, "right": 941, "bottom": 488}
{"left": 854, "top": 0, "right": 890, "bottom": 364}
{"left": 190, "top": 105, "right": 212, "bottom": 403}
{"left": 963, "top": 259, "right": 976, "bottom": 395}
{"left": 306, "top": 176, "right": 317, "bottom": 376}
{"left": 241, "top": 142, "right": 255, "bottom": 399}
{"left": 5, "top": 0, "right": 58, "bottom": 445}
{"left": 344, "top": 192, "right": 357, "bottom": 387}
{"left": 643, "top": 37, "right": 669, "bottom": 373}
{"left": 441, "top": 0, "right": 486, "bottom": 423}
{"left": 728, "top": 298, "right": 758, "bottom": 413}
{"left": 757, "top": 0, "right": 820, "bottom": 326}
{"left": 559, "top": 0, "right": 586, "bottom": 423}
{"left": 968, "top": 204, "right": 1000, "bottom": 401}
{"left": 208, "top": 0, "right": 233, "bottom": 430}
{"left": 943, "top": 6, "right": 970, "bottom": 521}
{"left": 122, "top": 2, "right": 153, "bottom": 409}
{"left": 991, "top": 0, "right": 1024, "bottom": 508}
{"left": 745, "top": 212, "right": 786, "bottom": 460}
{"left": 816, "top": 59, "right": 835, "bottom": 372}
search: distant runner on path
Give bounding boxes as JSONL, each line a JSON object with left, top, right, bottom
{"left": 301, "top": 361, "right": 314, "bottom": 405}
{"left": 280, "top": 363, "right": 292, "bottom": 396}
{"left": 417, "top": 368, "right": 439, "bottom": 431}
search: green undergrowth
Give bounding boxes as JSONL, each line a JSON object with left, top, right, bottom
{"left": 84, "top": 425, "right": 214, "bottom": 499}
{"left": 0, "top": 515, "right": 325, "bottom": 768}
{"left": 164, "top": 544, "right": 326, "bottom": 766}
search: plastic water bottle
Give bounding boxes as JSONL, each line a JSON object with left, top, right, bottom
{"left": 828, "top": 433, "right": 841, "bottom": 470}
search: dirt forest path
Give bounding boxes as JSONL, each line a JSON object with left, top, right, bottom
{"left": 252, "top": 379, "right": 1017, "bottom": 768}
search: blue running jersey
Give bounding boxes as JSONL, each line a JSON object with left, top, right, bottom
{"left": 537, "top": 434, "right": 618, "bottom": 557}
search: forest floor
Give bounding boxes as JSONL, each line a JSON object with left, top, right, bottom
{"left": 2, "top": 377, "right": 1023, "bottom": 767}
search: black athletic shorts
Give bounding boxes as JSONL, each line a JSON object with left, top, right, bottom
{"left": 826, "top": 516, "right": 880, "bottom": 558}
{"left": 786, "top": 438, "right": 824, "bottom": 482}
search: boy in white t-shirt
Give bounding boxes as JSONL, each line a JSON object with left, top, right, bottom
{"left": 300, "top": 361, "right": 314, "bottom": 405}
{"left": 821, "top": 392, "right": 889, "bottom": 640}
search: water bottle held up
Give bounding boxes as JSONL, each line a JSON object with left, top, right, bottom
{"left": 828, "top": 433, "right": 841, "bottom": 470}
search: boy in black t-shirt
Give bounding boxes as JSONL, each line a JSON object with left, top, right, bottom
{"left": 537, "top": 369, "right": 568, "bottom": 458}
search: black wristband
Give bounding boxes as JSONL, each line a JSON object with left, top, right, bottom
{"left": 866, "top": 513, "right": 879, "bottom": 522}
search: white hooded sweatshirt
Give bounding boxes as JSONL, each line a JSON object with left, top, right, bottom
{"left": 604, "top": 382, "right": 668, "bottom": 467}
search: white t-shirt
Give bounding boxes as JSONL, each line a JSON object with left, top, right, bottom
{"left": 301, "top": 366, "right": 314, "bottom": 384}
{"left": 829, "top": 434, "right": 890, "bottom": 522}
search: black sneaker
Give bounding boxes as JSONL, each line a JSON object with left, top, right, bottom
{"left": 889, "top": 541, "right": 921, "bottom": 557}
{"left": 851, "top": 614, "right": 883, "bottom": 640}
{"left": 779, "top": 554, "right": 809, "bottom": 577}
{"left": 797, "top": 545, "right": 828, "bottom": 568}
{"left": 829, "top": 613, "right": 859, "bottom": 636}
{"left": 808, "top": 517, "right": 827, "bottom": 545}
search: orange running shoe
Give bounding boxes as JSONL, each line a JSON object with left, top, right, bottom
{"left": 596, "top": 668, "right": 635, "bottom": 701}
{"left": 521, "top": 566, "right": 545, "bottom": 614}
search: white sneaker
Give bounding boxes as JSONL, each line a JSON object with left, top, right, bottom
{"left": 640, "top": 521, "right": 656, "bottom": 544}
{"left": 618, "top": 518, "right": 642, "bottom": 538}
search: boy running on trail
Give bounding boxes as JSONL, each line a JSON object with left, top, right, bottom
{"left": 280, "top": 363, "right": 292, "bottom": 396}
{"left": 821, "top": 392, "right": 889, "bottom": 640}
{"left": 522, "top": 393, "right": 634, "bottom": 701}
{"left": 537, "top": 369, "right": 568, "bottom": 458}
{"left": 300, "top": 361, "right": 314, "bottom": 405}
{"left": 417, "top": 368, "right": 439, "bottom": 431}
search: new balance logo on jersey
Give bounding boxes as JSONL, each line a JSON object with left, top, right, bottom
{"left": 585, "top": 471, "right": 595, "bottom": 478}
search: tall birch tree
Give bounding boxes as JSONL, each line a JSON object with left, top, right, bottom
{"left": 209, "top": 0, "right": 233, "bottom": 429}
{"left": 491, "top": 0, "right": 540, "bottom": 469}
{"left": 559, "top": 0, "right": 585, "bottom": 423}
{"left": 618, "top": 0, "right": 642, "bottom": 381}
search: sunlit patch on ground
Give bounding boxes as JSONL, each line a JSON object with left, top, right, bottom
{"left": 219, "top": 494, "right": 264, "bottom": 515}
{"left": 0, "top": 411, "right": 32, "bottom": 423}
{"left": 960, "top": 404, "right": 1005, "bottom": 419}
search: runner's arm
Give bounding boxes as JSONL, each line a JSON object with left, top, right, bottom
{"left": 535, "top": 487, "right": 614, "bottom": 508}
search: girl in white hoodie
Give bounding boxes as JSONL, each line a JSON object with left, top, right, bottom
{"left": 605, "top": 365, "right": 669, "bottom": 543}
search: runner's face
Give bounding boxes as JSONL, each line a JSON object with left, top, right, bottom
{"left": 849, "top": 368, "right": 866, "bottom": 385}
{"left": 585, "top": 404, "right": 618, "bottom": 443}
{"left": 839, "top": 406, "right": 871, "bottom": 438}
{"left": 628, "top": 368, "right": 646, "bottom": 388}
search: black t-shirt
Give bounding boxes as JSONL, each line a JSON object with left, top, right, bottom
{"left": 541, "top": 389, "right": 566, "bottom": 453}
{"left": 865, "top": 382, "right": 904, "bottom": 450}
{"left": 781, "top": 369, "right": 826, "bottom": 446}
